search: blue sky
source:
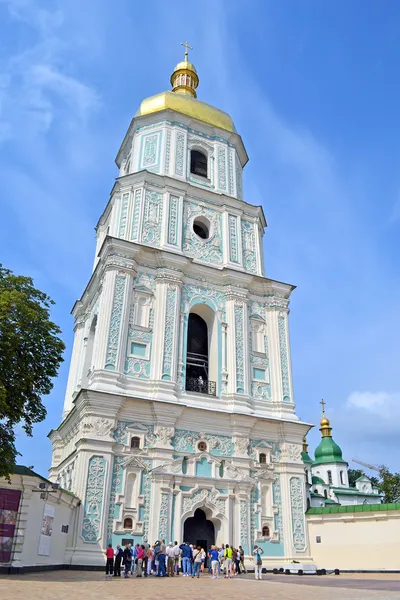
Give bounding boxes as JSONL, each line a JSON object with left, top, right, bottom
{"left": 1, "top": 0, "right": 399, "bottom": 476}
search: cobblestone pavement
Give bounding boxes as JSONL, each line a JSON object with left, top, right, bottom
{"left": 0, "top": 571, "right": 399, "bottom": 600}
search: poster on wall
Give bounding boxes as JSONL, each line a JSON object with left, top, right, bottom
{"left": 0, "top": 488, "right": 22, "bottom": 563}
{"left": 38, "top": 504, "right": 55, "bottom": 556}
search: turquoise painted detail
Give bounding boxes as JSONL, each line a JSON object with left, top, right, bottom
{"left": 216, "top": 488, "right": 228, "bottom": 494}
{"left": 105, "top": 274, "right": 126, "bottom": 370}
{"left": 139, "top": 130, "right": 162, "bottom": 172}
{"left": 273, "top": 477, "right": 284, "bottom": 549}
{"left": 170, "top": 493, "right": 176, "bottom": 543}
{"left": 183, "top": 201, "right": 223, "bottom": 265}
{"left": 180, "top": 485, "right": 192, "bottom": 492}
{"left": 131, "top": 188, "right": 142, "bottom": 241}
{"left": 111, "top": 533, "right": 142, "bottom": 549}
{"left": 228, "top": 150, "right": 234, "bottom": 196}
{"left": 290, "top": 477, "right": 306, "bottom": 551}
{"left": 256, "top": 539, "right": 284, "bottom": 557}
{"left": 113, "top": 421, "right": 156, "bottom": 446}
{"left": 175, "top": 131, "right": 185, "bottom": 176}
{"left": 161, "top": 286, "right": 177, "bottom": 381}
{"left": 125, "top": 324, "right": 152, "bottom": 379}
{"left": 107, "top": 455, "right": 125, "bottom": 544}
{"left": 235, "top": 303, "right": 245, "bottom": 394}
{"left": 278, "top": 314, "right": 291, "bottom": 402}
{"left": 248, "top": 439, "right": 281, "bottom": 462}
{"left": 167, "top": 195, "right": 179, "bottom": 246}
{"left": 241, "top": 219, "right": 257, "bottom": 273}
{"left": 217, "top": 146, "right": 227, "bottom": 191}
{"left": 253, "top": 367, "right": 265, "bottom": 381}
{"left": 82, "top": 455, "right": 106, "bottom": 543}
{"left": 172, "top": 429, "right": 233, "bottom": 456}
{"left": 140, "top": 459, "right": 152, "bottom": 539}
{"left": 141, "top": 190, "right": 163, "bottom": 247}
{"left": 139, "top": 506, "right": 145, "bottom": 521}
{"left": 158, "top": 493, "right": 170, "bottom": 540}
{"left": 228, "top": 214, "right": 239, "bottom": 263}
{"left": 137, "top": 119, "right": 235, "bottom": 147}
{"left": 235, "top": 154, "right": 243, "bottom": 200}
{"left": 196, "top": 457, "right": 212, "bottom": 477}
{"left": 131, "top": 342, "right": 147, "bottom": 357}
{"left": 118, "top": 192, "right": 129, "bottom": 238}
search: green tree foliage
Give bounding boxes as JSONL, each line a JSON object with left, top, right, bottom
{"left": 348, "top": 468, "right": 364, "bottom": 487}
{"left": 377, "top": 466, "right": 400, "bottom": 503}
{"left": 0, "top": 265, "right": 65, "bottom": 477}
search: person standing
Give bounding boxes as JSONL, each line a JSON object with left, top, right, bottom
{"left": 123, "top": 544, "right": 132, "bottom": 578}
{"left": 200, "top": 547, "right": 206, "bottom": 572}
{"left": 105, "top": 544, "right": 114, "bottom": 578}
{"left": 179, "top": 542, "right": 192, "bottom": 576}
{"left": 136, "top": 544, "right": 145, "bottom": 577}
{"left": 253, "top": 544, "right": 264, "bottom": 580}
{"left": 142, "top": 537, "right": 150, "bottom": 577}
{"left": 114, "top": 545, "right": 123, "bottom": 577}
{"left": 192, "top": 545, "right": 202, "bottom": 578}
{"left": 234, "top": 548, "right": 241, "bottom": 575}
{"left": 173, "top": 540, "right": 181, "bottom": 575}
{"left": 166, "top": 542, "right": 175, "bottom": 577}
{"left": 208, "top": 545, "right": 220, "bottom": 579}
{"left": 224, "top": 544, "right": 233, "bottom": 578}
{"left": 147, "top": 545, "right": 154, "bottom": 576}
{"left": 156, "top": 540, "right": 166, "bottom": 577}
{"left": 238, "top": 545, "right": 246, "bottom": 574}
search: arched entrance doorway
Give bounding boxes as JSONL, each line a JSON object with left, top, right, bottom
{"left": 183, "top": 508, "right": 215, "bottom": 553}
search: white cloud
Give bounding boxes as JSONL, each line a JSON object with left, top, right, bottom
{"left": 347, "top": 391, "right": 400, "bottom": 415}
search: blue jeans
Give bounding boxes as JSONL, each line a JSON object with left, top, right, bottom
{"left": 157, "top": 555, "right": 166, "bottom": 576}
{"left": 124, "top": 561, "right": 131, "bottom": 577}
{"left": 193, "top": 562, "right": 201, "bottom": 577}
{"left": 182, "top": 556, "right": 190, "bottom": 575}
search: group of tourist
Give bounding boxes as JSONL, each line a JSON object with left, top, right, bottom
{"left": 105, "top": 540, "right": 265, "bottom": 580}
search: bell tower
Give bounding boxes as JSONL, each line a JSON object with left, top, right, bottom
{"left": 49, "top": 47, "right": 313, "bottom": 568}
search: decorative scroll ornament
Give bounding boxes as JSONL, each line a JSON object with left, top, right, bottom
{"left": 82, "top": 456, "right": 106, "bottom": 543}
{"left": 155, "top": 426, "right": 175, "bottom": 447}
{"left": 158, "top": 493, "right": 170, "bottom": 541}
{"left": 105, "top": 274, "right": 126, "bottom": 370}
{"left": 233, "top": 437, "right": 249, "bottom": 456}
{"left": 182, "top": 488, "right": 226, "bottom": 516}
{"left": 281, "top": 443, "right": 302, "bottom": 463}
{"left": 290, "top": 477, "right": 307, "bottom": 551}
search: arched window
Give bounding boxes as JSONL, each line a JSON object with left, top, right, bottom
{"left": 324, "top": 490, "right": 328, "bottom": 498}
{"left": 131, "top": 436, "right": 140, "bottom": 449}
{"left": 182, "top": 456, "right": 188, "bottom": 475}
{"left": 198, "top": 441, "right": 207, "bottom": 452}
{"left": 262, "top": 525, "right": 270, "bottom": 537}
{"left": 190, "top": 150, "right": 208, "bottom": 178}
{"left": 259, "top": 453, "right": 266, "bottom": 464}
{"left": 123, "top": 517, "right": 133, "bottom": 529}
{"left": 186, "top": 313, "right": 209, "bottom": 390}
{"left": 327, "top": 470, "right": 332, "bottom": 484}
{"left": 219, "top": 461, "right": 224, "bottom": 478}
{"left": 340, "top": 470, "right": 344, "bottom": 485}
{"left": 314, "top": 488, "right": 319, "bottom": 495}
{"left": 82, "top": 315, "right": 97, "bottom": 382}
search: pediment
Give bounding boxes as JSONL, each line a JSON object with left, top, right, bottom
{"left": 249, "top": 313, "right": 266, "bottom": 323}
{"left": 133, "top": 285, "right": 153, "bottom": 295}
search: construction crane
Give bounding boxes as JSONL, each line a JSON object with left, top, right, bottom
{"left": 352, "top": 458, "right": 380, "bottom": 473}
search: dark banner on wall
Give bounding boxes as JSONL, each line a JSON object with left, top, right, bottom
{"left": 0, "top": 488, "right": 22, "bottom": 563}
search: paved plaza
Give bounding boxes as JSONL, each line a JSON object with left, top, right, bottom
{"left": 0, "top": 571, "right": 399, "bottom": 600}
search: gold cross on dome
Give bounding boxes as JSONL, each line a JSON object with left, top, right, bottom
{"left": 320, "top": 399, "right": 326, "bottom": 414}
{"left": 181, "top": 41, "right": 193, "bottom": 60}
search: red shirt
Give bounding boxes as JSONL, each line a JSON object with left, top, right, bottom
{"left": 106, "top": 548, "right": 114, "bottom": 558}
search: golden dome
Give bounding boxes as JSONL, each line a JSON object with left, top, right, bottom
{"left": 135, "top": 91, "right": 236, "bottom": 133}
{"left": 135, "top": 43, "right": 236, "bottom": 133}
{"left": 320, "top": 416, "right": 330, "bottom": 428}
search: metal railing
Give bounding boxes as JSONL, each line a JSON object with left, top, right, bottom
{"left": 186, "top": 377, "right": 216, "bottom": 396}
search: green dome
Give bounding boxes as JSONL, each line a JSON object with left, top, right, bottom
{"left": 302, "top": 450, "right": 313, "bottom": 464}
{"left": 312, "top": 475, "right": 325, "bottom": 485}
{"left": 313, "top": 436, "right": 347, "bottom": 465}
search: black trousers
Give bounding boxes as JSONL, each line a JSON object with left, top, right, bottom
{"left": 114, "top": 558, "right": 122, "bottom": 576}
{"left": 106, "top": 557, "right": 114, "bottom": 575}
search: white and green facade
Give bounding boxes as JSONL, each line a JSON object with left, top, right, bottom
{"left": 49, "top": 57, "right": 313, "bottom": 567}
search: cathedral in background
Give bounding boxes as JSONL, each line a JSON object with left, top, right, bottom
{"left": 49, "top": 46, "right": 312, "bottom": 566}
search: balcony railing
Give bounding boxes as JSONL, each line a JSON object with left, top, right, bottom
{"left": 186, "top": 377, "right": 216, "bottom": 396}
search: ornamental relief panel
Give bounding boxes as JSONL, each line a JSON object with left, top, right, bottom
{"left": 182, "top": 201, "right": 223, "bottom": 265}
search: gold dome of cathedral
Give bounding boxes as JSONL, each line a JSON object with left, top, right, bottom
{"left": 135, "top": 43, "right": 236, "bottom": 133}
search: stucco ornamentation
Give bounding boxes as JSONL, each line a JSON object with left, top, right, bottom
{"left": 217, "top": 146, "right": 227, "bottom": 191}
{"left": 107, "top": 455, "right": 125, "bottom": 544}
{"left": 290, "top": 476, "right": 307, "bottom": 551}
{"left": 229, "top": 215, "right": 239, "bottom": 263}
{"left": 234, "top": 437, "right": 249, "bottom": 456}
{"left": 183, "top": 202, "right": 223, "bottom": 265}
{"left": 167, "top": 195, "right": 179, "bottom": 246}
{"left": 182, "top": 488, "right": 226, "bottom": 516}
{"left": 142, "top": 190, "right": 163, "bottom": 247}
{"left": 273, "top": 476, "right": 284, "bottom": 542}
{"left": 118, "top": 192, "right": 129, "bottom": 238}
{"left": 181, "top": 283, "right": 226, "bottom": 320}
{"left": 155, "top": 426, "right": 175, "bottom": 447}
{"left": 175, "top": 132, "right": 185, "bottom": 176}
{"left": 82, "top": 455, "right": 106, "bottom": 543}
{"left": 172, "top": 429, "right": 233, "bottom": 456}
{"left": 105, "top": 274, "right": 126, "bottom": 370}
{"left": 234, "top": 302, "right": 245, "bottom": 394}
{"left": 278, "top": 314, "right": 291, "bottom": 402}
{"left": 281, "top": 444, "right": 302, "bottom": 463}
{"left": 113, "top": 421, "right": 156, "bottom": 447}
{"left": 241, "top": 219, "right": 257, "bottom": 274}
{"left": 131, "top": 188, "right": 142, "bottom": 241}
{"left": 161, "top": 285, "right": 177, "bottom": 380}
{"left": 158, "top": 493, "right": 170, "bottom": 541}
{"left": 240, "top": 500, "right": 249, "bottom": 552}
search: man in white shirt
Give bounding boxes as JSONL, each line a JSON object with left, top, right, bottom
{"left": 166, "top": 542, "right": 175, "bottom": 577}
{"left": 173, "top": 541, "right": 181, "bottom": 575}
